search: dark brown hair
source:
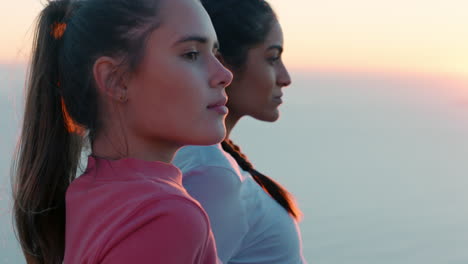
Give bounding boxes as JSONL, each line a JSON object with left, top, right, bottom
{"left": 12, "top": 0, "right": 161, "bottom": 263}
{"left": 222, "top": 140, "right": 302, "bottom": 220}
{"left": 201, "top": 0, "right": 277, "bottom": 71}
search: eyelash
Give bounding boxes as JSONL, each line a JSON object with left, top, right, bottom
{"left": 183, "top": 51, "right": 200, "bottom": 61}
{"left": 268, "top": 56, "right": 280, "bottom": 65}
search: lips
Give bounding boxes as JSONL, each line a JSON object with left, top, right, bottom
{"left": 207, "top": 97, "right": 228, "bottom": 109}
{"left": 272, "top": 94, "right": 283, "bottom": 104}
{"left": 207, "top": 97, "right": 229, "bottom": 115}
{"left": 273, "top": 92, "right": 283, "bottom": 99}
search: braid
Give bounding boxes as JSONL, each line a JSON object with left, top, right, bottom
{"left": 221, "top": 140, "right": 255, "bottom": 171}
{"left": 221, "top": 139, "right": 302, "bottom": 220}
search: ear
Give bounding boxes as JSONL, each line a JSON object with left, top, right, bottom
{"left": 93, "top": 57, "right": 128, "bottom": 102}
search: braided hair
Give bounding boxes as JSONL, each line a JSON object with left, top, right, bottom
{"left": 222, "top": 139, "right": 302, "bottom": 220}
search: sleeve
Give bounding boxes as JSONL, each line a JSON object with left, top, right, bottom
{"left": 183, "top": 166, "right": 249, "bottom": 263}
{"left": 101, "top": 198, "right": 218, "bottom": 264}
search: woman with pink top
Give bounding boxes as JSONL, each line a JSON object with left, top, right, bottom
{"left": 12, "top": 0, "right": 232, "bottom": 263}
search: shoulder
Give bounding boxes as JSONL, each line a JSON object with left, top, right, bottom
{"left": 174, "top": 144, "right": 231, "bottom": 170}
{"left": 174, "top": 144, "right": 243, "bottom": 176}
{"left": 156, "top": 196, "right": 210, "bottom": 221}
{"left": 115, "top": 195, "right": 213, "bottom": 244}
{"left": 98, "top": 197, "right": 215, "bottom": 263}
{"left": 139, "top": 196, "right": 211, "bottom": 234}
{"left": 66, "top": 175, "right": 196, "bottom": 228}
{"left": 120, "top": 197, "right": 212, "bottom": 253}
{"left": 67, "top": 175, "right": 168, "bottom": 204}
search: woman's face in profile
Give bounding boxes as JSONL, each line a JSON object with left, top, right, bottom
{"left": 227, "top": 21, "right": 292, "bottom": 122}
{"left": 123, "top": 0, "right": 233, "bottom": 147}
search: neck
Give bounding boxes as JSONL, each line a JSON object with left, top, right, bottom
{"left": 92, "top": 129, "right": 178, "bottom": 163}
{"left": 93, "top": 104, "right": 179, "bottom": 163}
{"left": 225, "top": 111, "right": 243, "bottom": 139}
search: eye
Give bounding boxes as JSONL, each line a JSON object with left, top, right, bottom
{"left": 268, "top": 56, "right": 280, "bottom": 65}
{"left": 183, "top": 51, "right": 200, "bottom": 61}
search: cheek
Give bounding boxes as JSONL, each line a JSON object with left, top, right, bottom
{"left": 250, "top": 66, "right": 276, "bottom": 103}
{"left": 126, "top": 60, "right": 225, "bottom": 144}
{"left": 140, "top": 58, "right": 204, "bottom": 107}
{"left": 151, "top": 70, "right": 206, "bottom": 125}
{"left": 227, "top": 66, "right": 274, "bottom": 111}
{"left": 127, "top": 61, "right": 199, "bottom": 126}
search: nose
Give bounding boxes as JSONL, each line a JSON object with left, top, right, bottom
{"left": 210, "top": 56, "right": 233, "bottom": 89}
{"left": 277, "top": 62, "right": 292, "bottom": 88}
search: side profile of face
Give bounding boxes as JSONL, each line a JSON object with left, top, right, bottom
{"left": 226, "top": 21, "right": 291, "bottom": 122}
{"left": 121, "top": 0, "right": 233, "bottom": 149}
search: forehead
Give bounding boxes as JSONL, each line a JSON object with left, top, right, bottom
{"left": 264, "top": 21, "right": 284, "bottom": 46}
{"left": 155, "top": 0, "right": 217, "bottom": 44}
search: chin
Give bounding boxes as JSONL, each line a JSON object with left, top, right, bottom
{"left": 252, "top": 109, "right": 280, "bottom": 122}
{"left": 187, "top": 124, "right": 226, "bottom": 146}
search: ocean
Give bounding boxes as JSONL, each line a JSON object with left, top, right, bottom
{"left": 1, "top": 64, "right": 468, "bottom": 263}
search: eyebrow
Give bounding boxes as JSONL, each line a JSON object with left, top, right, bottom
{"left": 173, "top": 35, "right": 219, "bottom": 49}
{"left": 267, "top": 45, "right": 283, "bottom": 53}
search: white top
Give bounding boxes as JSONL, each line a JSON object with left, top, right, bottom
{"left": 174, "top": 144, "right": 307, "bottom": 264}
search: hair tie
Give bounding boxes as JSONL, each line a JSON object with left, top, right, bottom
{"left": 60, "top": 97, "right": 85, "bottom": 135}
{"left": 51, "top": 22, "right": 67, "bottom": 40}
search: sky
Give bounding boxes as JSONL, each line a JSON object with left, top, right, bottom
{"left": 1, "top": 0, "right": 468, "bottom": 78}
{"left": 1, "top": 1, "right": 468, "bottom": 262}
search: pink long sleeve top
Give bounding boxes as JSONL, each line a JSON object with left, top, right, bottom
{"left": 64, "top": 156, "right": 218, "bottom": 264}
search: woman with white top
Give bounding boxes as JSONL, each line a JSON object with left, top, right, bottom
{"left": 174, "top": 0, "right": 307, "bottom": 263}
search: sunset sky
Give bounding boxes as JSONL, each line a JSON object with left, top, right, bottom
{"left": 1, "top": 0, "right": 468, "bottom": 78}
{"left": 1, "top": 2, "right": 468, "bottom": 262}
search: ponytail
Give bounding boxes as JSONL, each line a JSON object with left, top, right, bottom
{"left": 13, "top": 0, "right": 165, "bottom": 262}
{"left": 12, "top": 1, "right": 82, "bottom": 263}
{"left": 221, "top": 139, "right": 302, "bottom": 220}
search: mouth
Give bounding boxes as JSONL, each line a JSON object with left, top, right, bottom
{"left": 273, "top": 94, "right": 283, "bottom": 104}
{"left": 207, "top": 97, "right": 229, "bottom": 115}
{"left": 207, "top": 97, "right": 228, "bottom": 109}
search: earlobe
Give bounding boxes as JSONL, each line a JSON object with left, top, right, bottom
{"left": 93, "top": 57, "right": 128, "bottom": 102}
{"left": 118, "top": 91, "right": 128, "bottom": 102}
